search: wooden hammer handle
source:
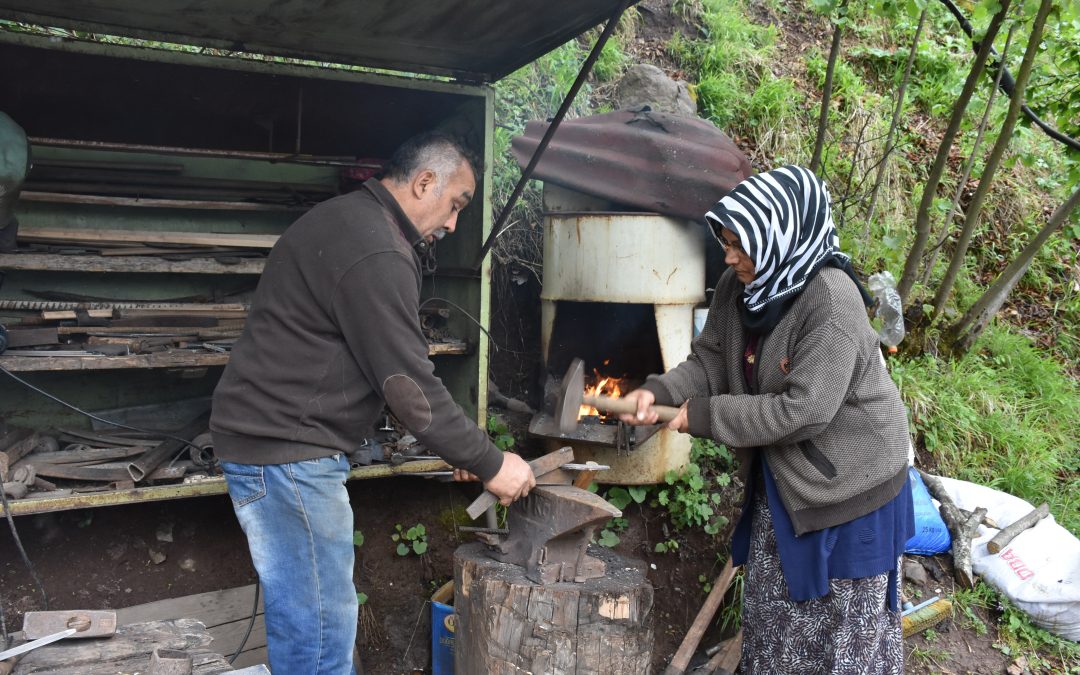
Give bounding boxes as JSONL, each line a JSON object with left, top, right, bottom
{"left": 582, "top": 394, "right": 683, "bottom": 422}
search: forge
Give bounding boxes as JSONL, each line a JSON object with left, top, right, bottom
{"left": 529, "top": 184, "right": 706, "bottom": 484}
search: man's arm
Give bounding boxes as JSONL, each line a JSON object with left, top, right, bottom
{"left": 332, "top": 251, "right": 505, "bottom": 481}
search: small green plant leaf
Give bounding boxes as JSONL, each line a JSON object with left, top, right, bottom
{"left": 396, "top": 543, "right": 409, "bottom": 556}
{"left": 606, "top": 487, "right": 632, "bottom": 510}
{"left": 628, "top": 486, "right": 649, "bottom": 503}
{"left": 413, "top": 540, "right": 428, "bottom": 555}
{"left": 356, "top": 592, "right": 368, "bottom": 605}
{"left": 353, "top": 530, "right": 365, "bottom": 547}
{"left": 597, "top": 529, "right": 620, "bottom": 547}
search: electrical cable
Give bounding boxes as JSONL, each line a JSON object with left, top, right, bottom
{"left": 228, "top": 579, "right": 260, "bottom": 665}
{"left": 419, "top": 296, "right": 529, "bottom": 355}
{"left": 0, "top": 364, "right": 205, "bottom": 454}
{"left": 0, "top": 362, "right": 213, "bottom": 627}
{"left": 0, "top": 478, "right": 49, "bottom": 611}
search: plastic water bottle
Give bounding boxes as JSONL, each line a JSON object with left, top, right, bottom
{"left": 867, "top": 271, "right": 905, "bottom": 351}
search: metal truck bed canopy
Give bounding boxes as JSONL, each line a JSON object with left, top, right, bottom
{"left": 0, "top": 0, "right": 634, "bottom": 81}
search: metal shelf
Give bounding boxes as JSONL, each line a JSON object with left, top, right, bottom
{"left": 0, "top": 459, "right": 452, "bottom": 517}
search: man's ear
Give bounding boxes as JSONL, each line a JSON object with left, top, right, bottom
{"left": 412, "top": 169, "right": 437, "bottom": 200}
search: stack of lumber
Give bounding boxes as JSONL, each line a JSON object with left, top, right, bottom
{"left": 0, "top": 300, "right": 248, "bottom": 357}
{"left": 15, "top": 227, "right": 278, "bottom": 260}
{"left": 23, "top": 157, "right": 335, "bottom": 211}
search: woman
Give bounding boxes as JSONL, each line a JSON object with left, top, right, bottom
{"left": 620, "top": 165, "right": 914, "bottom": 674}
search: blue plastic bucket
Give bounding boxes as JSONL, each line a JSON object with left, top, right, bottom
{"left": 431, "top": 580, "right": 455, "bottom": 675}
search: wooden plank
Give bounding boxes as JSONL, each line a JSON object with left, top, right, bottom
{"left": 0, "top": 351, "right": 230, "bottom": 372}
{"left": 41, "top": 309, "right": 113, "bottom": 320}
{"left": 19, "top": 191, "right": 306, "bottom": 212}
{"left": 0, "top": 460, "right": 451, "bottom": 517}
{"left": 116, "top": 585, "right": 264, "bottom": 629}
{"left": 3, "top": 327, "right": 60, "bottom": 348}
{"left": 0, "top": 253, "right": 265, "bottom": 274}
{"left": 0, "top": 340, "right": 460, "bottom": 372}
{"left": 18, "top": 227, "right": 280, "bottom": 249}
{"left": 204, "top": 615, "right": 267, "bottom": 656}
{"left": 11, "top": 618, "right": 220, "bottom": 674}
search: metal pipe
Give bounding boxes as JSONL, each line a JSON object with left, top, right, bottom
{"left": 473, "top": 0, "right": 633, "bottom": 270}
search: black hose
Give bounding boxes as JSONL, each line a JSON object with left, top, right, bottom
{"left": 229, "top": 580, "right": 260, "bottom": 665}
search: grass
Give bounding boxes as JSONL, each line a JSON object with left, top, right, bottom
{"left": 890, "top": 324, "right": 1080, "bottom": 534}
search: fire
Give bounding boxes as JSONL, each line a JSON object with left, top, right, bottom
{"left": 578, "top": 368, "right": 624, "bottom": 419}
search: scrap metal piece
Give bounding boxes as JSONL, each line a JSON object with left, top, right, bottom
{"left": 486, "top": 484, "right": 621, "bottom": 584}
{"left": 512, "top": 108, "right": 753, "bottom": 221}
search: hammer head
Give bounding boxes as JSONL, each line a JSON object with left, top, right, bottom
{"left": 556, "top": 358, "right": 586, "bottom": 434}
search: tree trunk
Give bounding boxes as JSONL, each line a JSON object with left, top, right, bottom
{"left": 931, "top": 0, "right": 1053, "bottom": 316}
{"left": 947, "top": 184, "right": 1080, "bottom": 354}
{"left": 809, "top": 8, "right": 845, "bottom": 174}
{"left": 896, "top": 0, "right": 1010, "bottom": 303}
{"left": 920, "top": 23, "right": 1017, "bottom": 287}
{"left": 863, "top": 8, "right": 927, "bottom": 226}
{"left": 454, "top": 541, "right": 654, "bottom": 675}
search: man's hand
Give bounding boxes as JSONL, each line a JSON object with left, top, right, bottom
{"left": 483, "top": 452, "right": 536, "bottom": 506}
{"left": 618, "top": 389, "right": 658, "bottom": 426}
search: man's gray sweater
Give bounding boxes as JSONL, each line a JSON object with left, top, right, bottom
{"left": 210, "top": 180, "right": 505, "bottom": 481}
{"left": 640, "top": 266, "right": 909, "bottom": 535}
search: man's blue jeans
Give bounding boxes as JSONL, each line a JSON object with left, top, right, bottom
{"left": 222, "top": 454, "right": 358, "bottom": 675}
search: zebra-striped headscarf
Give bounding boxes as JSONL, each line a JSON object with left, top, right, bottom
{"left": 705, "top": 166, "right": 867, "bottom": 333}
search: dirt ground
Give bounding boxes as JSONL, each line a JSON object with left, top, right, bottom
{"left": 0, "top": 416, "right": 1042, "bottom": 674}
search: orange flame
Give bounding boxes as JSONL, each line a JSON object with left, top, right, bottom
{"left": 578, "top": 368, "right": 624, "bottom": 419}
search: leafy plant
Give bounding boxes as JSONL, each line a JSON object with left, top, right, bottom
{"left": 392, "top": 523, "right": 429, "bottom": 557}
{"left": 486, "top": 415, "right": 516, "bottom": 451}
{"left": 596, "top": 517, "right": 628, "bottom": 548}
{"left": 654, "top": 538, "right": 680, "bottom": 553}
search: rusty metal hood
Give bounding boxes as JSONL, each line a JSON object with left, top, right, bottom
{"left": 0, "top": 0, "right": 635, "bottom": 82}
{"left": 512, "top": 108, "right": 753, "bottom": 221}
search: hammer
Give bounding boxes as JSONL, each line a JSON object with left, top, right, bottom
{"left": 555, "top": 358, "right": 681, "bottom": 433}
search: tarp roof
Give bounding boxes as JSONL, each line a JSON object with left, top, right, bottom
{"left": 0, "top": 0, "right": 636, "bottom": 82}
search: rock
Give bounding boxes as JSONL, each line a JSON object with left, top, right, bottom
{"left": 107, "top": 540, "right": 128, "bottom": 562}
{"left": 615, "top": 64, "right": 696, "bottom": 117}
{"left": 179, "top": 557, "right": 197, "bottom": 572}
{"left": 149, "top": 549, "right": 167, "bottom": 565}
{"left": 903, "top": 558, "right": 929, "bottom": 586}
{"left": 156, "top": 521, "right": 174, "bottom": 543}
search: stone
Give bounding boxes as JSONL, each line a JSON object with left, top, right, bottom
{"left": 179, "top": 557, "right": 197, "bottom": 573}
{"left": 615, "top": 64, "right": 697, "bottom": 117}
{"left": 149, "top": 549, "right": 167, "bottom": 565}
{"left": 156, "top": 522, "right": 174, "bottom": 543}
{"left": 903, "top": 558, "right": 929, "bottom": 586}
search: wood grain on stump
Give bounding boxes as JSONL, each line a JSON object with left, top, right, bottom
{"left": 454, "top": 541, "right": 653, "bottom": 675}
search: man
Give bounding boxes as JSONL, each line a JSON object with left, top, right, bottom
{"left": 210, "top": 130, "right": 536, "bottom": 674}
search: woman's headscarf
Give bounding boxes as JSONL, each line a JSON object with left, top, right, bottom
{"left": 704, "top": 165, "right": 870, "bottom": 334}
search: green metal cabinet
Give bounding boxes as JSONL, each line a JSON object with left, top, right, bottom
{"left": 0, "top": 1, "right": 629, "bottom": 514}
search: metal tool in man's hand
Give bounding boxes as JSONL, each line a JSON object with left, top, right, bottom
{"left": 465, "top": 447, "right": 621, "bottom": 584}
{"left": 556, "top": 357, "right": 682, "bottom": 433}
{"left": 465, "top": 446, "right": 574, "bottom": 519}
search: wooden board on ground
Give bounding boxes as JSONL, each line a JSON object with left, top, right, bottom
{"left": 11, "top": 618, "right": 232, "bottom": 674}
{"left": 115, "top": 584, "right": 267, "bottom": 669}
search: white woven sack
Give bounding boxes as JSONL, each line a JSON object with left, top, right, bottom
{"left": 935, "top": 475, "right": 1080, "bottom": 642}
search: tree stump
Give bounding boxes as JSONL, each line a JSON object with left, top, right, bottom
{"left": 454, "top": 541, "right": 653, "bottom": 675}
